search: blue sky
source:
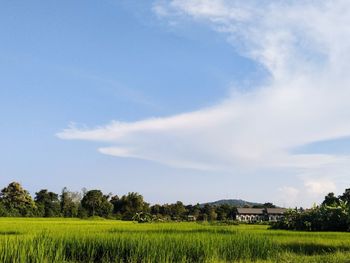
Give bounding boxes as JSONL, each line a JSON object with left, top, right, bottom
{"left": 2, "top": 1, "right": 350, "bottom": 207}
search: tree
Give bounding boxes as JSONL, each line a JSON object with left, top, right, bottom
{"left": 322, "top": 192, "right": 340, "bottom": 207}
{"left": 81, "top": 190, "right": 112, "bottom": 217}
{"left": 272, "top": 189, "right": 350, "bottom": 231}
{"left": 263, "top": 202, "right": 276, "bottom": 208}
{"left": 169, "top": 201, "right": 187, "bottom": 220}
{"left": 110, "top": 195, "right": 120, "bottom": 215}
{"left": 60, "top": 187, "right": 81, "bottom": 217}
{"left": 112, "top": 192, "right": 149, "bottom": 220}
{"left": 253, "top": 202, "right": 276, "bottom": 208}
{"left": 0, "top": 201, "right": 7, "bottom": 216}
{"left": 0, "top": 182, "right": 36, "bottom": 216}
{"left": 340, "top": 188, "right": 350, "bottom": 203}
{"left": 35, "top": 189, "right": 60, "bottom": 217}
{"left": 319, "top": 201, "right": 349, "bottom": 231}
{"left": 215, "top": 204, "right": 236, "bottom": 221}
{"left": 201, "top": 204, "right": 217, "bottom": 221}
{"left": 150, "top": 204, "right": 162, "bottom": 215}
{"left": 187, "top": 204, "right": 201, "bottom": 220}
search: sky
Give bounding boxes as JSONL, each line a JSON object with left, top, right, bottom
{"left": 2, "top": 0, "right": 350, "bottom": 207}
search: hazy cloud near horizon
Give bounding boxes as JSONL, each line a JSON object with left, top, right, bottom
{"left": 58, "top": 0, "right": 350, "bottom": 206}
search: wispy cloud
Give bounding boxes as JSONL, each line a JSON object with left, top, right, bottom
{"left": 58, "top": 0, "right": 350, "bottom": 203}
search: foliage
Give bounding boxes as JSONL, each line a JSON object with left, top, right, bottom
{"left": 253, "top": 202, "right": 277, "bottom": 208}
{"left": 60, "top": 187, "right": 81, "bottom": 217}
{"left": 132, "top": 212, "right": 153, "bottom": 223}
{"left": 111, "top": 192, "right": 149, "bottom": 220}
{"left": 81, "top": 190, "right": 113, "bottom": 217}
{"left": 0, "top": 202, "right": 7, "bottom": 217}
{"left": 200, "top": 204, "right": 218, "bottom": 221}
{"left": 0, "top": 182, "right": 36, "bottom": 216}
{"left": 214, "top": 204, "right": 236, "bottom": 220}
{"left": 35, "top": 189, "right": 61, "bottom": 217}
{"left": 272, "top": 189, "right": 350, "bottom": 231}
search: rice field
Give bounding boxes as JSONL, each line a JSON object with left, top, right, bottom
{"left": 0, "top": 218, "right": 350, "bottom": 262}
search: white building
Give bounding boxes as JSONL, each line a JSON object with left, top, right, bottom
{"left": 236, "top": 208, "right": 287, "bottom": 222}
{"left": 236, "top": 208, "right": 265, "bottom": 222}
{"left": 266, "top": 208, "right": 286, "bottom": 222}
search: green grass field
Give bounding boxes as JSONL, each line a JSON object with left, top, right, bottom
{"left": 1, "top": 218, "right": 350, "bottom": 262}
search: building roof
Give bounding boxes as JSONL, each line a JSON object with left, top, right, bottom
{"left": 237, "top": 208, "right": 264, "bottom": 215}
{"left": 266, "top": 208, "right": 287, "bottom": 215}
{"left": 236, "top": 208, "right": 287, "bottom": 215}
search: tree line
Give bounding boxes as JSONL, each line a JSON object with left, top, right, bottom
{"left": 272, "top": 188, "right": 350, "bottom": 231}
{"left": 0, "top": 182, "right": 274, "bottom": 222}
{"left": 4, "top": 180, "right": 350, "bottom": 231}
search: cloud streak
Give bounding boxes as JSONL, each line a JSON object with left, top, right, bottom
{"left": 58, "top": 1, "right": 350, "bottom": 199}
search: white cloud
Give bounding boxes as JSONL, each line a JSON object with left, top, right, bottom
{"left": 58, "top": 1, "right": 350, "bottom": 182}
{"left": 157, "top": 0, "right": 251, "bottom": 22}
{"left": 277, "top": 179, "right": 337, "bottom": 207}
{"left": 304, "top": 178, "right": 336, "bottom": 196}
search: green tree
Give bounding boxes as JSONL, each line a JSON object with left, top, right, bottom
{"left": 322, "top": 192, "right": 340, "bottom": 207}
{"left": 35, "top": 189, "right": 60, "bottom": 217}
{"left": 319, "top": 201, "right": 348, "bottom": 231}
{"left": 263, "top": 202, "right": 276, "bottom": 208}
{"left": 201, "top": 204, "right": 217, "bottom": 221}
{"left": 81, "top": 190, "right": 112, "bottom": 217}
{"left": 60, "top": 187, "right": 81, "bottom": 217}
{"left": 272, "top": 190, "right": 350, "bottom": 231}
{"left": 340, "top": 188, "right": 350, "bottom": 203}
{"left": 215, "top": 204, "right": 236, "bottom": 221}
{"left": 252, "top": 202, "right": 276, "bottom": 208}
{"left": 188, "top": 204, "right": 201, "bottom": 220}
{"left": 150, "top": 204, "right": 162, "bottom": 215}
{"left": 110, "top": 195, "right": 120, "bottom": 215}
{"left": 0, "top": 201, "right": 7, "bottom": 216}
{"left": 169, "top": 201, "right": 187, "bottom": 220}
{"left": 112, "top": 192, "right": 149, "bottom": 220}
{"left": 0, "top": 182, "right": 36, "bottom": 216}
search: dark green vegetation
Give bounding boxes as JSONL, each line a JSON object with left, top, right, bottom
{"left": 201, "top": 199, "right": 263, "bottom": 207}
{"left": 1, "top": 219, "right": 350, "bottom": 263}
{"left": 0, "top": 182, "right": 274, "bottom": 222}
{"left": 272, "top": 188, "right": 350, "bottom": 231}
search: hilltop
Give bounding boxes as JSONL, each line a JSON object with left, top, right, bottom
{"left": 201, "top": 199, "right": 263, "bottom": 207}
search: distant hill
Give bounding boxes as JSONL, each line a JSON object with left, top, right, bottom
{"left": 201, "top": 199, "right": 263, "bottom": 207}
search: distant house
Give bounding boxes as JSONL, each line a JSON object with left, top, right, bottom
{"left": 236, "top": 208, "right": 264, "bottom": 222}
{"left": 187, "top": 215, "right": 196, "bottom": 221}
{"left": 236, "top": 208, "right": 287, "bottom": 222}
{"left": 266, "top": 208, "right": 286, "bottom": 222}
